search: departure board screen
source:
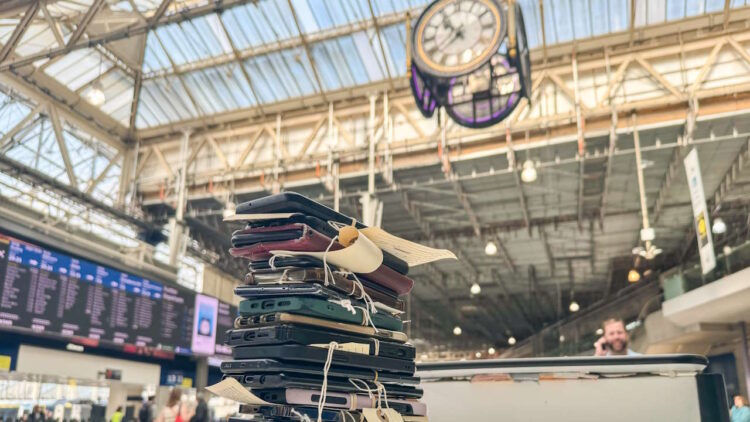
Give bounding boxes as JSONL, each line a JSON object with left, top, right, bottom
{"left": 0, "top": 231, "right": 235, "bottom": 358}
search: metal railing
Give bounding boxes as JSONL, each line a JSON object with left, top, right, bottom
{"left": 662, "top": 240, "right": 750, "bottom": 301}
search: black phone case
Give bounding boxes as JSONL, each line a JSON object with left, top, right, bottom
{"left": 248, "top": 257, "right": 400, "bottom": 299}
{"left": 234, "top": 193, "right": 409, "bottom": 275}
{"left": 252, "top": 389, "right": 420, "bottom": 415}
{"left": 231, "top": 345, "right": 415, "bottom": 375}
{"left": 243, "top": 267, "right": 405, "bottom": 311}
{"left": 231, "top": 229, "right": 303, "bottom": 247}
{"left": 220, "top": 358, "right": 420, "bottom": 385}
{"left": 233, "top": 313, "right": 408, "bottom": 343}
{"left": 225, "top": 324, "right": 415, "bottom": 360}
{"left": 221, "top": 372, "right": 423, "bottom": 399}
{"left": 256, "top": 406, "right": 360, "bottom": 422}
{"left": 234, "top": 284, "right": 348, "bottom": 301}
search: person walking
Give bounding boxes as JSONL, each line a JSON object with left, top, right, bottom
{"left": 156, "top": 389, "right": 183, "bottom": 422}
{"left": 139, "top": 397, "right": 154, "bottom": 422}
{"left": 111, "top": 407, "right": 124, "bottom": 422}
{"left": 189, "top": 394, "right": 208, "bottom": 422}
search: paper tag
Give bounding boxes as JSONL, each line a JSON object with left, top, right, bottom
{"left": 374, "top": 302, "right": 404, "bottom": 315}
{"left": 223, "top": 213, "right": 297, "bottom": 222}
{"left": 310, "top": 342, "right": 370, "bottom": 355}
{"left": 359, "top": 227, "right": 456, "bottom": 267}
{"left": 205, "top": 378, "right": 273, "bottom": 405}
{"left": 362, "top": 408, "right": 405, "bottom": 422}
{"left": 271, "top": 229, "right": 383, "bottom": 273}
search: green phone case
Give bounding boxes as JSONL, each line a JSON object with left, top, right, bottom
{"left": 238, "top": 296, "right": 403, "bottom": 332}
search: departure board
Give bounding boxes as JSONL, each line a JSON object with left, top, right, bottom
{"left": 0, "top": 231, "right": 235, "bottom": 358}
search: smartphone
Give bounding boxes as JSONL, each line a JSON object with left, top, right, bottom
{"left": 601, "top": 342, "right": 609, "bottom": 351}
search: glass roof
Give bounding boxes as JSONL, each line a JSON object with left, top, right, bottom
{"left": 1, "top": 0, "right": 748, "bottom": 130}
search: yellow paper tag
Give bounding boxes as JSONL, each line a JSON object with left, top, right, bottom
{"left": 310, "top": 342, "right": 370, "bottom": 355}
{"left": 362, "top": 408, "right": 404, "bottom": 422}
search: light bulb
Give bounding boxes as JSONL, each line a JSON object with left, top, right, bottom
{"left": 86, "top": 86, "right": 106, "bottom": 106}
{"left": 628, "top": 269, "right": 641, "bottom": 283}
{"left": 453, "top": 326, "right": 462, "bottom": 336}
{"left": 723, "top": 245, "right": 732, "bottom": 256}
{"left": 470, "top": 283, "right": 481, "bottom": 295}
{"left": 475, "top": 352, "right": 482, "bottom": 358}
{"left": 507, "top": 336, "right": 516, "bottom": 345}
{"left": 488, "top": 347, "right": 496, "bottom": 355}
{"left": 520, "top": 160, "right": 537, "bottom": 183}
{"left": 569, "top": 301, "right": 580, "bottom": 312}
{"left": 559, "top": 335, "right": 566, "bottom": 343}
{"left": 712, "top": 218, "right": 727, "bottom": 234}
{"left": 596, "top": 328, "right": 604, "bottom": 336}
{"left": 484, "top": 241, "right": 498, "bottom": 256}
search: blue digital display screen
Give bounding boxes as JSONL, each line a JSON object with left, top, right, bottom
{"left": 0, "top": 231, "right": 234, "bottom": 358}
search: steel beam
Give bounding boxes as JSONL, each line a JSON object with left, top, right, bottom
{"left": 66, "top": 0, "right": 107, "bottom": 48}
{"left": 446, "top": 239, "right": 513, "bottom": 336}
{"left": 0, "top": 0, "right": 256, "bottom": 72}
{"left": 0, "top": 103, "right": 43, "bottom": 150}
{"left": 0, "top": 1, "right": 39, "bottom": 63}
{"left": 400, "top": 189, "right": 435, "bottom": 239}
{"left": 48, "top": 105, "right": 78, "bottom": 188}
{"left": 366, "top": 0, "right": 394, "bottom": 85}
{"left": 0, "top": 154, "right": 153, "bottom": 231}
{"left": 651, "top": 145, "right": 685, "bottom": 224}
{"left": 41, "top": 3, "right": 65, "bottom": 47}
{"left": 528, "top": 264, "right": 556, "bottom": 322}
{"left": 714, "top": 138, "right": 749, "bottom": 206}
{"left": 599, "top": 108, "right": 617, "bottom": 227}
{"left": 0, "top": 70, "right": 128, "bottom": 145}
{"left": 573, "top": 51, "right": 585, "bottom": 231}
{"left": 286, "top": 0, "right": 327, "bottom": 99}
{"left": 539, "top": 227, "right": 555, "bottom": 274}
{"left": 395, "top": 176, "right": 500, "bottom": 342}
{"left": 152, "top": 33, "right": 204, "bottom": 119}
{"left": 150, "top": 0, "right": 173, "bottom": 24}
{"left": 491, "top": 269, "right": 536, "bottom": 333}
{"left": 215, "top": 12, "right": 265, "bottom": 116}
{"left": 505, "top": 126, "right": 532, "bottom": 231}
{"left": 439, "top": 113, "right": 483, "bottom": 237}
{"left": 86, "top": 151, "right": 123, "bottom": 194}
{"left": 494, "top": 234, "right": 517, "bottom": 274}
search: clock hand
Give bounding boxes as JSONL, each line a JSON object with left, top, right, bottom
{"left": 437, "top": 25, "right": 465, "bottom": 50}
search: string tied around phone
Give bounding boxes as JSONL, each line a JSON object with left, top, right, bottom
{"left": 268, "top": 252, "right": 293, "bottom": 270}
{"left": 317, "top": 341, "right": 339, "bottom": 422}
{"left": 322, "top": 232, "right": 379, "bottom": 332}
{"left": 290, "top": 408, "right": 312, "bottom": 422}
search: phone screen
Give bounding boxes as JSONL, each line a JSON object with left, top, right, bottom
{"left": 191, "top": 294, "right": 218, "bottom": 354}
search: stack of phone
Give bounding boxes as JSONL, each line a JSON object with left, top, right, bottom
{"left": 220, "top": 192, "right": 428, "bottom": 421}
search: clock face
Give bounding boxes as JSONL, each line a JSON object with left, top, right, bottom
{"left": 413, "top": 0, "right": 505, "bottom": 78}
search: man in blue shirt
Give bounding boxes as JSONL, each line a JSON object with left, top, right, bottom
{"left": 594, "top": 317, "right": 641, "bottom": 356}
{"left": 732, "top": 395, "right": 750, "bottom": 422}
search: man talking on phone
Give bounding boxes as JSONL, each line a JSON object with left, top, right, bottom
{"left": 594, "top": 318, "right": 641, "bottom": 356}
